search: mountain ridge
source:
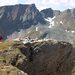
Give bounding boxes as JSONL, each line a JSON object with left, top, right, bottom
{"left": 0, "top": 4, "right": 46, "bottom": 40}
{"left": 0, "top": 4, "right": 75, "bottom": 43}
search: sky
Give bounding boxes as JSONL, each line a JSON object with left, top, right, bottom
{"left": 0, "top": 0, "right": 75, "bottom": 11}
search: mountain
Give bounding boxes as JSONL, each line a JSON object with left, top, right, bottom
{"left": 0, "top": 4, "right": 75, "bottom": 43}
{"left": 40, "top": 8, "right": 75, "bottom": 32}
{"left": 0, "top": 4, "right": 46, "bottom": 40}
{"left": 40, "top": 8, "right": 61, "bottom": 18}
{"left": 40, "top": 8, "right": 75, "bottom": 43}
{"left": 40, "top": 8, "right": 54, "bottom": 18}
{"left": 54, "top": 9, "right": 75, "bottom": 31}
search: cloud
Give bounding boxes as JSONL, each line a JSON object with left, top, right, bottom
{"left": 70, "top": 0, "right": 75, "bottom": 6}
{"left": 39, "top": 6, "right": 49, "bottom": 11}
{"left": 25, "top": 0, "right": 41, "bottom": 6}
{"left": 41, "top": 0, "right": 69, "bottom": 6}
{"left": 0, "top": 0, "right": 18, "bottom": 6}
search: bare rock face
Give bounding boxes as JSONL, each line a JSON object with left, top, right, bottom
{"left": 0, "top": 40, "right": 75, "bottom": 75}
{"left": 17, "top": 40, "right": 75, "bottom": 75}
{"left": 0, "top": 4, "right": 45, "bottom": 40}
{"left": 40, "top": 8, "right": 75, "bottom": 32}
{"left": 40, "top": 8, "right": 54, "bottom": 18}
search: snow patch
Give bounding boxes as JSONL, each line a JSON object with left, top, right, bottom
{"left": 45, "top": 16, "right": 55, "bottom": 28}
{"left": 65, "top": 30, "right": 75, "bottom": 33}
{"left": 65, "top": 30, "right": 69, "bottom": 33}
{"left": 36, "top": 27, "right": 38, "bottom": 31}
{"left": 65, "top": 30, "right": 67, "bottom": 32}
{"left": 28, "top": 31, "right": 30, "bottom": 33}
{"left": 72, "top": 31, "right": 75, "bottom": 33}
{"left": 60, "top": 21, "right": 63, "bottom": 24}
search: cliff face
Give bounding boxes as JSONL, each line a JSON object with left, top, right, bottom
{"left": 40, "top": 8, "right": 54, "bottom": 18}
{"left": 0, "top": 4, "right": 46, "bottom": 40}
{"left": 40, "top": 8, "right": 61, "bottom": 18}
{"left": 40, "top": 8, "right": 75, "bottom": 32}
{"left": 40, "top": 8, "right": 75, "bottom": 43}
{"left": 54, "top": 9, "right": 75, "bottom": 31}
{"left": 19, "top": 40, "right": 75, "bottom": 75}
{"left": 0, "top": 40, "right": 75, "bottom": 75}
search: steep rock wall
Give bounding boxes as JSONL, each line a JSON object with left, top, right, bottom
{"left": 17, "top": 40, "right": 75, "bottom": 75}
{"left": 0, "top": 40, "right": 75, "bottom": 75}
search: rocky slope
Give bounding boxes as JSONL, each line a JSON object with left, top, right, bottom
{"left": 54, "top": 9, "right": 75, "bottom": 31}
{"left": 0, "top": 4, "right": 46, "bottom": 40}
{"left": 40, "top": 8, "right": 75, "bottom": 33}
{"left": 40, "top": 8, "right": 75, "bottom": 43}
{"left": 40, "top": 8, "right": 54, "bottom": 18}
{"left": 0, "top": 40, "right": 75, "bottom": 75}
{"left": 40, "top": 8, "right": 61, "bottom": 18}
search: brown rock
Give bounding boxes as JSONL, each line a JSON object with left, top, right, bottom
{"left": 17, "top": 40, "right": 75, "bottom": 75}
{"left": 0, "top": 40, "right": 75, "bottom": 75}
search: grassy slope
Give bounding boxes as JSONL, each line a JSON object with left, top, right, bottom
{"left": 0, "top": 40, "right": 27, "bottom": 75}
{"left": 71, "top": 40, "right": 75, "bottom": 75}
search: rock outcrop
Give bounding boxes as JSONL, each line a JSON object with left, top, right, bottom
{"left": 18, "top": 40, "right": 75, "bottom": 75}
{"left": 40, "top": 8, "right": 54, "bottom": 18}
{"left": 40, "top": 8, "right": 61, "bottom": 18}
{"left": 0, "top": 40, "right": 75, "bottom": 75}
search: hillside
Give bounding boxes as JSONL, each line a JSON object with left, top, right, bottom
{"left": 0, "top": 40, "right": 75, "bottom": 75}
{"left": 40, "top": 8, "right": 75, "bottom": 34}
{"left": 40, "top": 8, "right": 75, "bottom": 43}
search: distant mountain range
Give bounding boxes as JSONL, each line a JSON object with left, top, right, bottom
{"left": 0, "top": 4, "right": 75, "bottom": 43}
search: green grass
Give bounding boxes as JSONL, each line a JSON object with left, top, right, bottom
{"left": 72, "top": 40, "right": 75, "bottom": 49}
{"left": 0, "top": 40, "right": 19, "bottom": 52}
{"left": 71, "top": 40, "right": 75, "bottom": 75}
{"left": 0, "top": 42, "right": 9, "bottom": 49}
{"left": 72, "top": 43, "right": 75, "bottom": 49}
{"left": 71, "top": 64, "right": 75, "bottom": 75}
{"left": 0, "top": 40, "right": 27, "bottom": 75}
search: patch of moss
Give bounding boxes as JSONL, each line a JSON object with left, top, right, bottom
{"left": 0, "top": 49, "right": 3, "bottom": 53}
{"left": 72, "top": 40, "right": 75, "bottom": 49}
{"left": 13, "top": 53, "right": 17, "bottom": 56}
{"left": 71, "top": 64, "right": 75, "bottom": 75}
{"left": 16, "top": 61, "right": 19, "bottom": 66}
{"left": 0, "top": 40, "right": 19, "bottom": 52}
{"left": 0, "top": 69, "right": 10, "bottom": 74}
{"left": 0, "top": 42, "right": 9, "bottom": 49}
{"left": 0, "top": 40, "right": 27, "bottom": 75}
{"left": 37, "top": 44, "right": 41, "bottom": 47}
{"left": 0, "top": 65, "right": 21, "bottom": 75}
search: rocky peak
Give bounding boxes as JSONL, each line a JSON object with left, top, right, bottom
{"left": 71, "top": 8, "right": 75, "bottom": 19}
{"left": 0, "top": 4, "right": 46, "bottom": 40}
{"left": 40, "top": 8, "right": 53, "bottom": 18}
{"left": 53, "top": 10, "right": 61, "bottom": 16}
{"left": 40, "top": 8, "right": 61, "bottom": 18}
